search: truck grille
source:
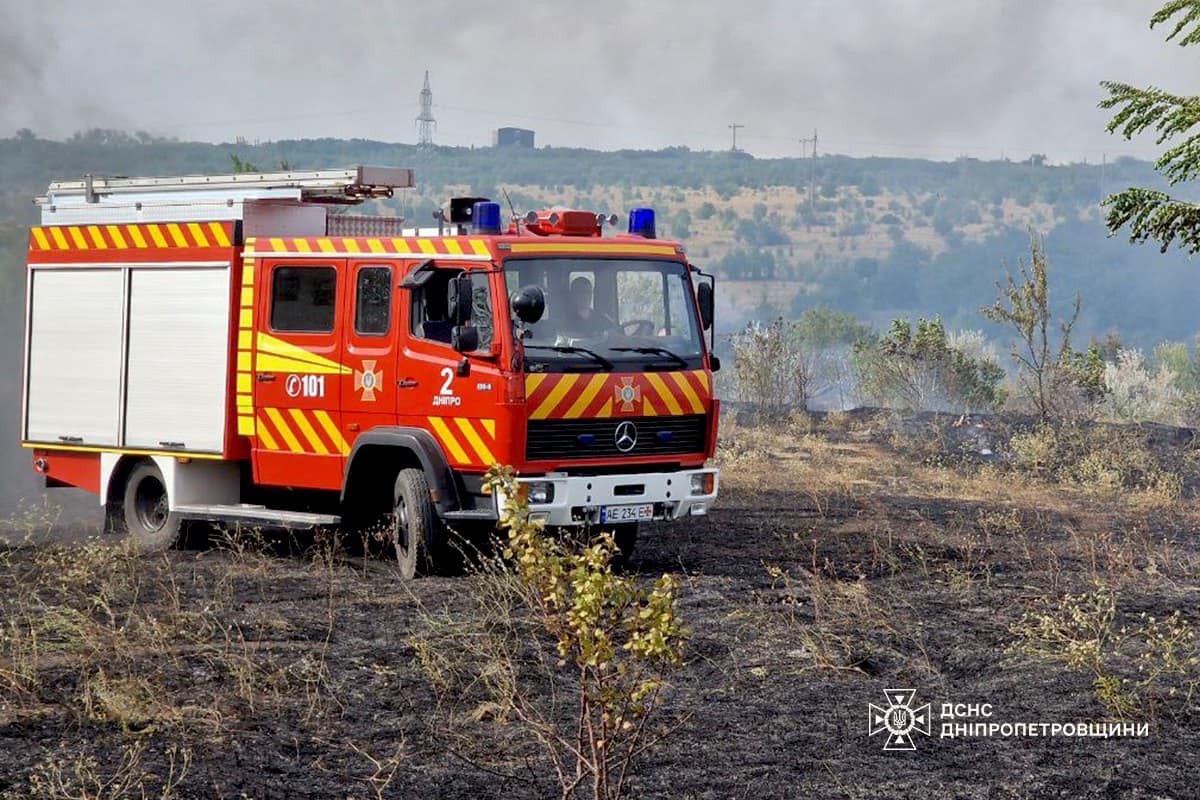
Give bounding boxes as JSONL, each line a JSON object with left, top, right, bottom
{"left": 526, "top": 415, "right": 707, "bottom": 461}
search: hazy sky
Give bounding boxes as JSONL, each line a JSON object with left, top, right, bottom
{"left": 3, "top": 0, "right": 1197, "bottom": 162}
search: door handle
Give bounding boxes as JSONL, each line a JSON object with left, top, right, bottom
{"left": 256, "top": 373, "right": 276, "bottom": 383}
{"left": 397, "top": 378, "right": 419, "bottom": 388}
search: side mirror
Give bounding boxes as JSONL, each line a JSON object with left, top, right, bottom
{"left": 511, "top": 285, "right": 546, "bottom": 324}
{"left": 452, "top": 325, "right": 479, "bottom": 353}
{"left": 697, "top": 281, "right": 714, "bottom": 331}
{"left": 447, "top": 273, "right": 474, "bottom": 325}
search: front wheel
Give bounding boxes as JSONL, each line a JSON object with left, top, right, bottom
{"left": 391, "top": 468, "right": 442, "bottom": 579}
{"left": 109, "top": 461, "right": 182, "bottom": 552}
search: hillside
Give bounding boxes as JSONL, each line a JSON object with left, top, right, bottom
{"left": 1, "top": 131, "right": 1197, "bottom": 349}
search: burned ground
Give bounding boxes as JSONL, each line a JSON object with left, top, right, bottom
{"left": 3, "top": 417, "right": 1200, "bottom": 798}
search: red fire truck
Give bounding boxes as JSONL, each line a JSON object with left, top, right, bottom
{"left": 20, "top": 167, "right": 720, "bottom": 576}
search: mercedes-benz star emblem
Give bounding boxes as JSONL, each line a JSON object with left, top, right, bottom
{"left": 614, "top": 421, "right": 638, "bottom": 453}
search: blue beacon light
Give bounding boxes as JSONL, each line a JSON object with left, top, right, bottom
{"left": 473, "top": 201, "right": 503, "bottom": 234}
{"left": 628, "top": 208, "right": 656, "bottom": 239}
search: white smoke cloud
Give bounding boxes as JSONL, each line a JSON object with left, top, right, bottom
{"left": 0, "top": 0, "right": 1188, "bottom": 161}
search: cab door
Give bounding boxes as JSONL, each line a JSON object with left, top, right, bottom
{"left": 252, "top": 258, "right": 348, "bottom": 489}
{"left": 397, "top": 261, "right": 503, "bottom": 472}
{"left": 340, "top": 261, "right": 398, "bottom": 445}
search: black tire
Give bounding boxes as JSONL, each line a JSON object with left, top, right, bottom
{"left": 392, "top": 468, "right": 442, "bottom": 579}
{"left": 114, "top": 461, "right": 182, "bottom": 552}
{"left": 607, "top": 523, "right": 639, "bottom": 569}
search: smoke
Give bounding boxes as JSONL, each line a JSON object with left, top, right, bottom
{"left": 0, "top": 0, "right": 1185, "bottom": 161}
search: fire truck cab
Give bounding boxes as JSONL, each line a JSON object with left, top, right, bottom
{"left": 21, "top": 167, "right": 720, "bottom": 576}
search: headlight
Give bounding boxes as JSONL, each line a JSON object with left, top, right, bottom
{"left": 690, "top": 472, "right": 715, "bottom": 495}
{"left": 526, "top": 481, "right": 555, "bottom": 504}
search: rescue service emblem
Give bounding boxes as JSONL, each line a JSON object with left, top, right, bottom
{"left": 355, "top": 360, "right": 383, "bottom": 402}
{"left": 614, "top": 377, "right": 642, "bottom": 414}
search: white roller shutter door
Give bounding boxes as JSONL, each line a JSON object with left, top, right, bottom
{"left": 25, "top": 269, "right": 124, "bottom": 445}
{"left": 124, "top": 267, "right": 231, "bottom": 452}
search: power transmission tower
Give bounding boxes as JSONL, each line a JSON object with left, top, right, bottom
{"left": 728, "top": 123, "right": 744, "bottom": 153}
{"left": 415, "top": 70, "right": 436, "bottom": 147}
{"left": 799, "top": 128, "right": 818, "bottom": 220}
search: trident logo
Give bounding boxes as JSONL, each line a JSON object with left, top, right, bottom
{"left": 868, "top": 689, "right": 931, "bottom": 751}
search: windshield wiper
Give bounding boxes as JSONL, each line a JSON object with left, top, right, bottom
{"left": 609, "top": 346, "right": 688, "bottom": 369}
{"left": 524, "top": 344, "right": 613, "bottom": 371}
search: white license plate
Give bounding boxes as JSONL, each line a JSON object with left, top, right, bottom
{"left": 600, "top": 504, "right": 655, "bottom": 523}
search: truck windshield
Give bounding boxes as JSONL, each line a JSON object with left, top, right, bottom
{"left": 505, "top": 258, "right": 704, "bottom": 372}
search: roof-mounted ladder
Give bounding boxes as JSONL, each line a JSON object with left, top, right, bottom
{"left": 36, "top": 166, "right": 415, "bottom": 226}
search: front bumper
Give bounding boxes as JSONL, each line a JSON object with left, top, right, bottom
{"left": 516, "top": 468, "right": 719, "bottom": 527}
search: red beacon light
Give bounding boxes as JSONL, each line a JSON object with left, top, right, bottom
{"left": 523, "top": 209, "right": 617, "bottom": 237}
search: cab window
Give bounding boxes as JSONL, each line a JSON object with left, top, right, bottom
{"left": 355, "top": 266, "right": 392, "bottom": 335}
{"left": 409, "top": 266, "right": 493, "bottom": 350}
{"left": 271, "top": 266, "right": 336, "bottom": 333}
{"left": 470, "top": 271, "right": 494, "bottom": 350}
{"left": 410, "top": 267, "right": 460, "bottom": 345}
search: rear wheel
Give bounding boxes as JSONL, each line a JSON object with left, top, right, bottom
{"left": 392, "top": 468, "right": 442, "bottom": 579}
{"left": 110, "top": 461, "right": 182, "bottom": 552}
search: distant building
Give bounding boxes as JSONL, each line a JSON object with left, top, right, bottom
{"left": 492, "top": 127, "right": 535, "bottom": 149}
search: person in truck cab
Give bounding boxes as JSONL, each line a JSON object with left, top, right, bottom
{"left": 563, "top": 275, "right": 617, "bottom": 337}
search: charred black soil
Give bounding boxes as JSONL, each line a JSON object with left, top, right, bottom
{"left": 3, "top": 420, "right": 1200, "bottom": 799}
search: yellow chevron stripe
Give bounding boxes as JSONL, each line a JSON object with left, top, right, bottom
{"left": 209, "top": 222, "right": 231, "bottom": 247}
{"left": 237, "top": 414, "right": 255, "bottom": 436}
{"left": 256, "top": 415, "right": 279, "bottom": 449}
{"left": 166, "top": 223, "right": 188, "bottom": 247}
{"left": 264, "top": 408, "right": 303, "bottom": 452}
{"left": 256, "top": 353, "right": 349, "bottom": 375}
{"left": 470, "top": 239, "right": 490, "bottom": 256}
{"left": 532, "top": 374, "right": 579, "bottom": 419}
{"left": 417, "top": 239, "right": 437, "bottom": 255}
{"left": 49, "top": 227, "right": 68, "bottom": 249}
{"left": 242, "top": 264, "right": 255, "bottom": 286}
{"left": 148, "top": 225, "right": 169, "bottom": 248}
{"left": 596, "top": 397, "right": 614, "bottom": 418}
{"left": 563, "top": 374, "right": 607, "bottom": 419}
{"left": 392, "top": 239, "right": 412, "bottom": 254}
{"left": 240, "top": 286, "right": 253, "bottom": 307}
{"left": 318, "top": 239, "right": 336, "bottom": 253}
{"left": 288, "top": 408, "right": 329, "bottom": 455}
{"left": 367, "top": 238, "right": 385, "bottom": 253}
{"left": 128, "top": 226, "right": 148, "bottom": 248}
{"left": 294, "top": 238, "right": 313, "bottom": 253}
{"left": 86, "top": 226, "right": 107, "bottom": 249}
{"left": 236, "top": 373, "right": 252, "bottom": 393}
{"left": 454, "top": 418, "right": 496, "bottom": 465}
{"left": 480, "top": 418, "right": 496, "bottom": 437}
{"left": 313, "top": 410, "right": 348, "bottom": 455}
{"left": 186, "top": 222, "right": 210, "bottom": 248}
{"left": 644, "top": 372, "right": 684, "bottom": 416}
{"left": 270, "top": 237, "right": 286, "bottom": 251}
{"left": 344, "top": 239, "right": 361, "bottom": 253}
{"left": 105, "top": 225, "right": 128, "bottom": 249}
{"left": 428, "top": 416, "right": 470, "bottom": 463}
{"left": 256, "top": 333, "right": 353, "bottom": 374}
{"left": 525, "top": 373, "right": 548, "bottom": 396}
{"left": 444, "top": 239, "right": 463, "bottom": 256}
{"left": 668, "top": 371, "right": 704, "bottom": 413}
{"left": 68, "top": 227, "right": 88, "bottom": 249}
{"left": 507, "top": 242, "right": 677, "bottom": 256}
{"left": 31, "top": 228, "right": 49, "bottom": 250}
